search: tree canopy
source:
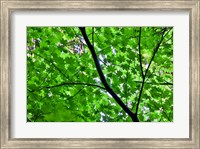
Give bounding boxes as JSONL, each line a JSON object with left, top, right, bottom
{"left": 27, "top": 27, "right": 173, "bottom": 122}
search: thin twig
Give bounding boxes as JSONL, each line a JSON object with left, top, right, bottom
{"left": 134, "top": 81, "right": 173, "bottom": 86}
{"left": 29, "top": 82, "right": 106, "bottom": 92}
{"left": 34, "top": 53, "right": 71, "bottom": 81}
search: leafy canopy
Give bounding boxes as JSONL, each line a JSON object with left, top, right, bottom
{"left": 27, "top": 27, "right": 173, "bottom": 122}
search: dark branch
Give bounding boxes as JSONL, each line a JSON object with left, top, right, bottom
{"left": 134, "top": 81, "right": 173, "bottom": 86}
{"left": 92, "top": 27, "right": 94, "bottom": 47}
{"left": 135, "top": 28, "right": 171, "bottom": 115}
{"left": 144, "top": 28, "right": 171, "bottom": 77}
{"left": 28, "top": 82, "right": 106, "bottom": 92}
{"left": 79, "top": 27, "right": 139, "bottom": 122}
{"left": 138, "top": 27, "right": 144, "bottom": 78}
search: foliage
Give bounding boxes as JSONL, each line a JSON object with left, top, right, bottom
{"left": 27, "top": 26, "right": 173, "bottom": 122}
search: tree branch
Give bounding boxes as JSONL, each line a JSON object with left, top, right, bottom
{"left": 92, "top": 27, "right": 94, "bottom": 47}
{"left": 34, "top": 53, "right": 71, "bottom": 81}
{"left": 153, "top": 101, "right": 171, "bottom": 121}
{"left": 79, "top": 27, "right": 139, "bottom": 122}
{"left": 135, "top": 28, "right": 171, "bottom": 115}
{"left": 134, "top": 81, "right": 173, "bottom": 86}
{"left": 138, "top": 27, "right": 144, "bottom": 78}
{"left": 28, "top": 82, "right": 106, "bottom": 92}
{"left": 65, "top": 88, "right": 84, "bottom": 102}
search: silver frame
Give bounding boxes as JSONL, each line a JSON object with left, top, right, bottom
{"left": 1, "top": 0, "right": 199, "bottom": 148}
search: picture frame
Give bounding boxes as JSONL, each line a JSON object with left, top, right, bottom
{"left": 1, "top": 0, "right": 199, "bottom": 148}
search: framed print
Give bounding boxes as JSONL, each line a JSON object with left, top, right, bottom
{"left": 1, "top": 0, "right": 199, "bottom": 148}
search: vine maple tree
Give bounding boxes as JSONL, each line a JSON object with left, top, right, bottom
{"left": 27, "top": 27, "right": 173, "bottom": 122}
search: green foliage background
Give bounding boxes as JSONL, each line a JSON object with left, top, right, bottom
{"left": 27, "top": 27, "right": 173, "bottom": 122}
